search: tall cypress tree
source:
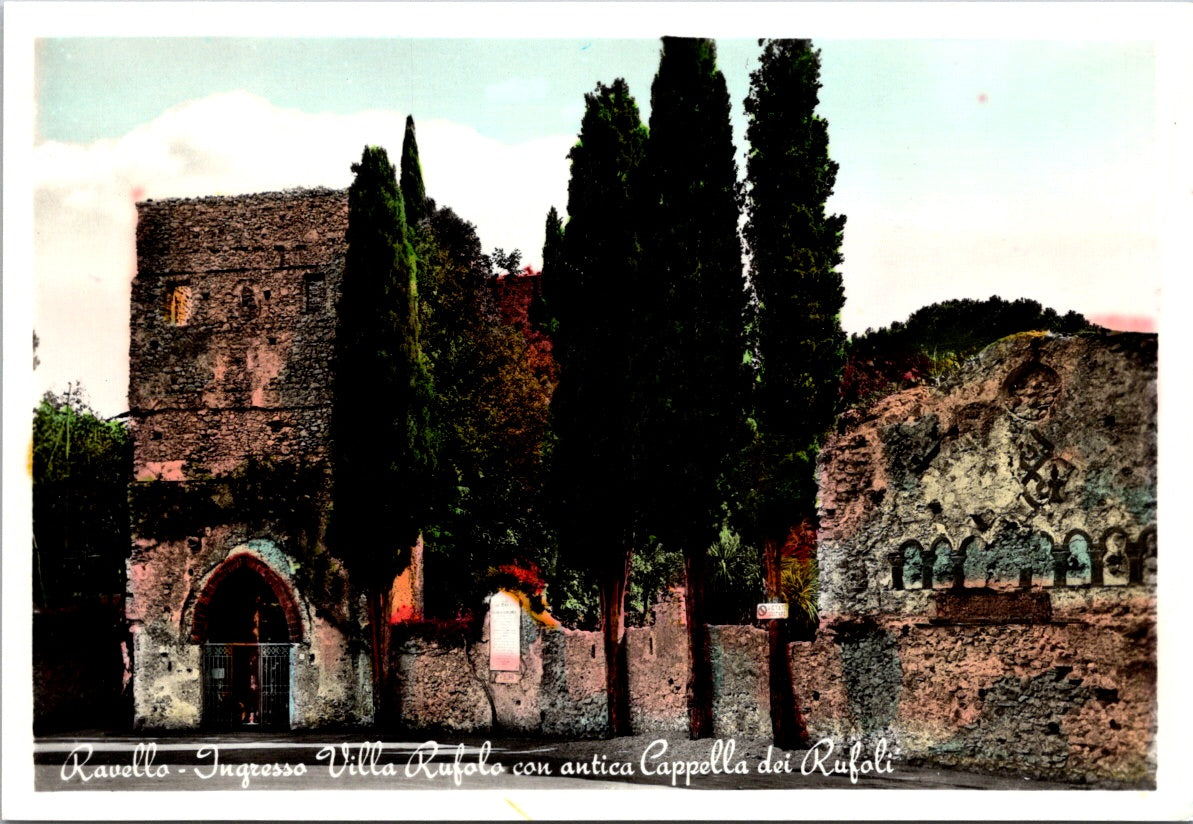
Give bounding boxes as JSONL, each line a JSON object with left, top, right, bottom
{"left": 742, "top": 39, "right": 847, "bottom": 748}
{"left": 400, "top": 115, "right": 429, "bottom": 230}
{"left": 552, "top": 79, "right": 647, "bottom": 737}
{"left": 639, "top": 38, "right": 750, "bottom": 739}
{"left": 333, "top": 145, "right": 436, "bottom": 724}
{"left": 532, "top": 206, "right": 565, "bottom": 334}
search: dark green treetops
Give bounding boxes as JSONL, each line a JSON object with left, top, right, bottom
{"left": 743, "top": 38, "right": 847, "bottom": 539}
{"left": 400, "top": 115, "right": 429, "bottom": 230}
{"left": 552, "top": 77, "right": 648, "bottom": 735}
{"left": 639, "top": 37, "right": 750, "bottom": 739}
{"left": 333, "top": 145, "right": 436, "bottom": 584}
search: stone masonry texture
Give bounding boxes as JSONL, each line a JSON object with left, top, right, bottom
{"left": 126, "top": 190, "right": 371, "bottom": 730}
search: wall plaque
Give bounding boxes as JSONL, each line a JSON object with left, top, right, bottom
{"left": 489, "top": 590, "right": 521, "bottom": 672}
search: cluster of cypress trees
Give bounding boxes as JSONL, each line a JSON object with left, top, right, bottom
{"left": 333, "top": 116, "right": 558, "bottom": 724}
{"left": 332, "top": 37, "right": 846, "bottom": 740}
{"left": 546, "top": 38, "right": 846, "bottom": 742}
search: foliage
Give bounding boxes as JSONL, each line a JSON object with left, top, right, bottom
{"left": 32, "top": 388, "right": 131, "bottom": 606}
{"left": 551, "top": 77, "right": 653, "bottom": 734}
{"left": 740, "top": 38, "right": 847, "bottom": 540}
{"left": 552, "top": 78, "right": 647, "bottom": 602}
{"left": 417, "top": 203, "right": 556, "bottom": 618}
{"left": 332, "top": 145, "right": 437, "bottom": 586}
{"left": 843, "top": 296, "right": 1093, "bottom": 408}
{"left": 638, "top": 36, "right": 750, "bottom": 737}
{"left": 704, "top": 529, "right": 764, "bottom": 625}
{"left": 780, "top": 555, "right": 819, "bottom": 625}
{"left": 625, "top": 538, "right": 682, "bottom": 627}
{"left": 399, "top": 115, "right": 429, "bottom": 230}
{"left": 638, "top": 38, "right": 750, "bottom": 551}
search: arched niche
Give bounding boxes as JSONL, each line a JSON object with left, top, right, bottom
{"left": 1138, "top": 526, "right": 1157, "bottom": 586}
{"left": 1100, "top": 527, "right": 1131, "bottom": 587}
{"left": 897, "top": 540, "right": 924, "bottom": 590}
{"left": 190, "top": 552, "right": 302, "bottom": 731}
{"left": 1032, "top": 531, "right": 1057, "bottom": 588}
{"left": 1063, "top": 529, "right": 1094, "bottom": 587}
{"left": 930, "top": 536, "right": 954, "bottom": 588}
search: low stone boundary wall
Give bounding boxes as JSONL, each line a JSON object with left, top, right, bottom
{"left": 390, "top": 586, "right": 1154, "bottom": 785}
{"left": 793, "top": 587, "right": 1155, "bottom": 785}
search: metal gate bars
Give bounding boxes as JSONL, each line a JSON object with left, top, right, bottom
{"left": 201, "top": 642, "right": 291, "bottom": 730}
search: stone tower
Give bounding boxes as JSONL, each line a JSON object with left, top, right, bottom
{"left": 125, "top": 189, "right": 373, "bottom": 729}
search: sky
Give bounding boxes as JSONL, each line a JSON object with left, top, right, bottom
{"left": 18, "top": 11, "right": 1182, "bottom": 417}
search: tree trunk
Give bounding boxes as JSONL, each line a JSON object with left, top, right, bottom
{"left": 683, "top": 548, "right": 715, "bottom": 739}
{"left": 764, "top": 534, "right": 808, "bottom": 749}
{"left": 366, "top": 588, "right": 392, "bottom": 729}
{"left": 598, "top": 545, "right": 633, "bottom": 737}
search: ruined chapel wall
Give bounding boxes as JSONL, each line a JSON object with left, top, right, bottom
{"left": 803, "top": 331, "right": 1158, "bottom": 785}
{"left": 817, "top": 332, "right": 1157, "bottom": 614}
{"left": 789, "top": 592, "right": 1156, "bottom": 784}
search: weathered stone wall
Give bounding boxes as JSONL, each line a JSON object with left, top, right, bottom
{"left": 789, "top": 591, "right": 1155, "bottom": 784}
{"left": 126, "top": 190, "right": 370, "bottom": 730}
{"left": 817, "top": 332, "right": 1156, "bottom": 613}
{"left": 804, "top": 332, "right": 1157, "bottom": 785}
{"left": 391, "top": 592, "right": 763, "bottom": 740}
{"left": 539, "top": 630, "right": 609, "bottom": 737}
{"left": 130, "top": 189, "right": 347, "bottom": 479}
{"left": 626, "top": 593, "right": 691, "bottom": 733}
{"left": 126, "top": 535, "right": 371, "bottom": 729}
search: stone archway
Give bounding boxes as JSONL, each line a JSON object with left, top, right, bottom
{"left": 191, "top": 553, "right": 302, "bottom": 730}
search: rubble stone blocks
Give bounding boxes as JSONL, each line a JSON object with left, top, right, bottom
{"left": 930, "top": 588, "right": 1053, "bottom": 624}
{"left": 126, "top": 189, "right": 371, "bottom": 730}
{"left": 811, "top": 332, "right": 1157, "bottom": 785}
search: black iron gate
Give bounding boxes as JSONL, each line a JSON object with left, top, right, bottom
{"left": 202, "top": 643, "right": 291, "bottom": 730}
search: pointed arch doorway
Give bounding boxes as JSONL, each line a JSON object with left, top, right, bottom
{"left": 192, "top": 554, "right": 303, "bottom": 730}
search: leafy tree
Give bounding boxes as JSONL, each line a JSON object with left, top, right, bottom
{"left": 417, "top": 204, "right": 556, "bottom": 618}
{"left": 399, "top": 115, "right": 429, "bottom": 230}
{"left": 552, "top": 78, "right": 647, "bottom": 736}
{"left": 843, "top": 296, "right": 1092, "bottom": 407}
{"left": 638, "top": 37, "right": 750, "bottom": 739}
{"left": 332, "top": 145, "right": 436, "bottom": 724}
{"left": 32, "top": 386, "right": 131, "bottom": 607}
{"left": 741, "top": 38, "right": 847, "bottom": 748}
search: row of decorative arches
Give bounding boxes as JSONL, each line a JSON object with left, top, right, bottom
{"left": 889, "top": 525, "right": 1156, "bottom": 591}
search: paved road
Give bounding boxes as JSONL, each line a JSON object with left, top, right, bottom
{"left": 31, "top": 731, "right": 1102, "bottom": 793}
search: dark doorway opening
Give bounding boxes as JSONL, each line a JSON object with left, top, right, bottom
{"left": 200, "top": 565, "right": 291, "bottom": 730}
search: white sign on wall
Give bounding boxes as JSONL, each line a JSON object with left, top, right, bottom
{"left": 756, "top": 602, "right": 789, "bottom": 620}
{"left": 489, "top": 590, "right": 522, "bottom": 672}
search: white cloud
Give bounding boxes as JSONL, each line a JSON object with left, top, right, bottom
{"left": 33, "top": 92, "right": 572, "bottom": 415}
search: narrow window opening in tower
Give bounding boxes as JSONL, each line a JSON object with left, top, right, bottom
{"left": 240, "top": 285, "right": 258, "bottom": 317}
{"left": 166, "top": 284, "right": 192, "bottom": 326}
{"left": 304, "top": 274, "right": 325, "bottom": 314}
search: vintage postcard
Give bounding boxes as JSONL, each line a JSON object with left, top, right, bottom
{"left": 4, "top": 2, "right": 1191, "bottom": 820}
